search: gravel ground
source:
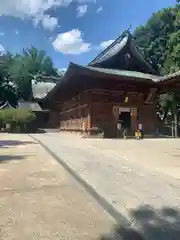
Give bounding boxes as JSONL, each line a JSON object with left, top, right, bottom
{"left": 31, "top": 133, "right": 180, "bottom": 240}
{"left": 0, "top": 134, "right": 114, "bottom": 240}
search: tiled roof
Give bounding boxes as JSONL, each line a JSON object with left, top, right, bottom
{"left": 89, "top": 32, "right": 157, "bottom": 75}
{"left": 41, "top": 63, "right": 179, "bottom": 102}
{"left": 18, "top": 101, "right": 43, "bottom": 111}
{"left": 42, "top": 62, "right": 160, "bottom": 102}
{"left": 160, "top": 71, "right": 180, "bottom": 81}
{"left": 83, "top": 64, "right": 160, "bottom": 82}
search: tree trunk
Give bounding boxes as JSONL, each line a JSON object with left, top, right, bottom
{"left": 174, "top": 112, "right": 178, "bottom": 138}
{"left": 171, "top": 119, "right": 174, "bottom": 138}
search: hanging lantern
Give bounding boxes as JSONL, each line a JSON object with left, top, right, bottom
{"left": 124, "top": 96, "right": 128, "bottom": 103}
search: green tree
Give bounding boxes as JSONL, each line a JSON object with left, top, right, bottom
{"left": 0, "top": 55, "right": 20, "bottom": 107}
{"left": 134, "top": 4, "right": 180, "bottom": 75}
{"left": 8, "top": 47, "right": 58, "bottom": 100}
{"left": 0, "top": 81, "right": 19, "bottom": 108}
{"left": 0, "top": 109, "right": 36, "bottom": 133}
{"left": 134, "top": 3, "right": 180, "bottom": 135}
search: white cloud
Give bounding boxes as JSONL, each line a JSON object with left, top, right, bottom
{"left": 53, "top": 29, "right": 91, "bottom": 54}
{"left": 100, "top": 40, "right": 114, "bottom": 49}
{"left": 0, "top": 0, "right": 95, "bottom": 29}
{"left": 41, "top": 14, "right": 58, "bottom": 30}
{"left": 58, "top": 68, "right": 67, "bottom": 73}
{"left": 0, "top": 0, "right": 71, "bottom": 19}
{"left": 96, "top": 6, "right": 103, "bottom": 13}
{"left": 77, "top": 0, "right": 96, "bottom": 2}
{"left": 76, "top": 4, "right": 88, "bottom": 17}
{"left": 0, "top": 44, "right": 5, "bottom": 55}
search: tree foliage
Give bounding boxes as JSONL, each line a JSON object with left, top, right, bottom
{"left": 0, "top": 46, "right": 63, "bottom": 106}
{"left": 0, "top": 56, "right": 20, "bottom": 107}
{"left": 0, "top": 108, "right": 35, "bottom": 124}
{"left": 134, "top": 2, "right": 180, "bottom": 75}
{"left": 7, "top": 47, "right": 59, "bottom": 100}
{"left": 134, "top": 2, "right": 180, "bottom": 131}
{"left": 0, "top": 109, "right": 36, "bottom": 133}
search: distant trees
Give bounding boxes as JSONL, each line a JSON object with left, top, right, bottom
{"left": 0, "top": 80, "right": 20, "bottom": 108}
{"left": 134, "top": 2, "right": 180, "bottom": 75}
{"left": 7, "top": 47, "right": 59, "bottom": 100}
{"left": 0, "top": 109, "right": 36, "bottom": 133}
{"left": 0, "top": 55, "right": 20, "bottom": 107}
{"left": 134, "top": 2, "right": 180, "bottom": 136}
{"left": 0, "top": 46, "right": 64, "bottom": 106}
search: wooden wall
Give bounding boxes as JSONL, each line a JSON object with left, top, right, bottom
{"left": 59, "top": 91, "right": 90, "bottom": 131}
{"left": 138, "top": 105, "right": 157, "bottom": 134}
{"left": 90, "top": 90, "right": 157, "bottom": 137}
{"left": 57, "top": 88, "right": 157, "bottom": 137}
{"left": 91, "top": 102, "right": 117, "bottom": 137}
{"left": 60, "top": 105, "right": 89, "bottom": 131}
{"left": 47, "top": 111, "right": 60, "bottom": 128}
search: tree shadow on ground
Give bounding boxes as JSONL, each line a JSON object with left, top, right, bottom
{"left": 99, "top": 205, "right": 180, "bottom": 240}
{"left": 0, "top": 155, "right": 28, "bottom": 163}
{"left": 0, "top": 140, "right": 36, "bottom": 148}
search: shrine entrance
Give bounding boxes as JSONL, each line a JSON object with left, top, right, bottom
{"left": 114, "top": 107, "right": 132, "bottom": 138}
{"left": 118, "top": 111, "right": 131, "bottom": 129}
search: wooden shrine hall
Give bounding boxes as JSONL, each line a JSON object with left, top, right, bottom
{"left": 40, "top": 32, "right": 180, "bottom": 138}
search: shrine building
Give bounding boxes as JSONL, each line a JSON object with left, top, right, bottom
{"left": 39, "top": 32, "right": 180, "bottom": 138}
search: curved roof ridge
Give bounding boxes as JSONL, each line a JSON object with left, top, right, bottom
{"left": 129, "top": 37, "right": 157, "bottom": 75}
{"left": 89, "top": 31, "right": 130, "bottom": 65}
{"left": 89, "top": 31, "right": 157, "bottom": 75}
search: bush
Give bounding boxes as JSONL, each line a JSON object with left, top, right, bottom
{"left": 0, "top": 109, "right": 36, "bottom": 133}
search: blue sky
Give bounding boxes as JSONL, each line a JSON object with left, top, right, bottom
{"left": 0, "top": 0, "right": 177, "bottom": 70}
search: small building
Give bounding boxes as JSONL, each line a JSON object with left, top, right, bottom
{"left": 41, "top": 32, "right": 180, "bottom": 138}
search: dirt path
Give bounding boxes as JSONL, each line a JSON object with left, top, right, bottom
{"left": 0, "top": 134, "right": 114, "bottom": 240}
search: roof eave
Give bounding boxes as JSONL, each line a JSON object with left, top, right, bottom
{"left": 40, "top": 62, "right": 74, "bottom": 102}
{"left": 160, "top": 71, "right": 180, "bottom": 82}
{"left": 129, "top": 40, "right": 158, "bottom": 75}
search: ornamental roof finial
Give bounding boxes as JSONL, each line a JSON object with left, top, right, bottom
{"left": 121, "top": 25, "right": 132, "bottom": 38}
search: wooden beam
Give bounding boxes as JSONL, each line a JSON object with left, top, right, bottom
{"left": 87, "top": 104, "right": 91, "bottom": 129}
{"left": 159, "top": 86, "right": 180, "bottom": 94}
{"left": 144, "top": 88, "right": 157, "bottom": 104}
{"left": 60, "top": 104, "right": 88, "bottom": 115}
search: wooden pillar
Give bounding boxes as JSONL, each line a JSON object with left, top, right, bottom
{"left": 87, "top": 104, "right": 91, "bottom": 130}
{"left": 131, "top": 108, "right": 138, "bottom": 134}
